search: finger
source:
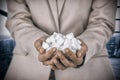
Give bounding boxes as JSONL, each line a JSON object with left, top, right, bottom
{"left": 52, "top": 55, "right": 66, "bottom": 70}
{"left": 39, "top": 48, "right": 56, "bottom": 62}
{"left": 38, "top": 47, "right": 45, "bottom": 54}
{"left": 40, "top": 36, "right": 48, "bottom": 41}
{"left": 77, "top": 57, "right": 83, "bottom": 65}
{"left": 50, "top": 65, "right": 58, "bottom": 70}
{"left": 42, "top": 60, "right": 53, "bottom": 66}
{"left": 44, "top": 48, "right": 56, "bottom": 59}
{"left": 76, "top": 44, "right": 87, "bottom": 58}
{"left": 64, "top": 48, "right": 78, "bottom": 63}
{"left": 34, "top": 39, "right": 45, "bottom": 54}
{"left": 42, "top": 55, "right": 56, "bottom": 66}
{"left": 46, "top": 55, "right": 59, "bottom": 71}
{"left": 43, "top": 55, "right": 66, "bottom": 70}
{"left": 34, "top": 36, "right": 48, "bottom": 53}
{"left": 81, "top": 40, "right": 88, "bottom": 52}
{"left": 34, "top": 39, "right": 42, "bottom": 50}
{"left": 57, "top": 51, "right": 75, "bottom": 67}
{"left": 65, "top": 48, "right": 83, "bottom": 65}
{"left": 75, "top": 49, "right": 85, "bottom": 65}
{"left": 76, "top": 49, "right": 84, "bottom": 58}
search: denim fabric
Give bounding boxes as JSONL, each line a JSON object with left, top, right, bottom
{"left": 0, "top": 39, "right": 15, "bottom": 80}
{"left": 106, "top": 35, "right": 120, "bottom": 58}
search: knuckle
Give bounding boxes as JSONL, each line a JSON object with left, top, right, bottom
{"left": 57, "top": 50, "right": 61, "bottom": 53}
{"left": 61, "top": 54, "right": 65, "bottom": 59}
{"left": 81, "top": 58, "right": 83, "bottom": 63}
{"left": 70, "top": 64, "right": 75, "bottom": 67}
{"left": 49, "top": 60, "right": 54, "bottom": 65}
{"left": 65, "top": 61, "right": 71, "bottom": 67}
{"left": 43, "top": 62, "right": 48, "bottom": 66}
{"left": 39, "top": 55, "right": 45, "bottom": 62}
{"left": 45, "top": 53, "right": 52, "bottom": 59}
{"left": 59, "top": 66, "right": 65, "bottom": 70}
{"left": 61, "top": 60, "right": 68, "bottom": 67}
{"left": 51, "top": 66, "right": 56, "bottom": 70}
{"left": 47, "top": 50, "right": 52, "bottom": 54}
{"left": 62, "top": 67, "right": 66, "bottom": 70}
{"left": 38, "top": 47, "right": 41, "bottom": 52}
{"left": 34, "top": 41, "right": 38, "bottom": 48}
{"left": 53, "top": 59, "right": 58, "bottom": 64}
{"left": 76, "top": 61, "right": 81, "bottom": 65}
{"left": 61, "top": 56, "right": 65, "bottom": 61}
{"left": 83, "top": 44, "right": 88, "bottom": 52}
{"left": 78, "top": 58, "right": 83, "bottom": 64}
{"left": 68, "top": 53, "right": 72, "bottom": 56}
{"left": 72, "top": 64, "right": 76, "bottom": 68}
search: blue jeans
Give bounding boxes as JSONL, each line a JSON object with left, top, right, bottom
{"left": 0, "top": 39, "right": 15, "bottom": 80}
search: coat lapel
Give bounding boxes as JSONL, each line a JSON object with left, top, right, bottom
{"left": 48, "top": 0, "right": 59, "bottom": 30}
{"left": 57, "top": 0, "right": 66, "bottom": 16}
{"left": 48, "top": 0, "right": 65, "bottom": 31}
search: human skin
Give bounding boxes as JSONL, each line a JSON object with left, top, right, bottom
{"left": 34, "top": 36, "right": 88, "bottom": 70}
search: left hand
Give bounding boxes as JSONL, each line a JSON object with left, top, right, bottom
{"left": 57, "top": 40, "right": 88, "bottom": 69}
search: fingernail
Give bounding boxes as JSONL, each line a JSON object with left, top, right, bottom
{"left": 53, "top": 48, "right": 56, "bottom": 52}
{"left": 79, "top": 53, "right": 82, "bottom": 57}
{"left": 57, "top": 52, "right": 60, "bottom": 57}
{"left": 65, "top": 49, "right": 69, "bottom": 53}
{"left": 40, "top": 49, "right": 44, "bottom": 53}
{"left": 39, "top": 49, "right": 42, "bottom": 53}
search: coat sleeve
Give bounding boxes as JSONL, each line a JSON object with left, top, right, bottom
{"left": 76, "top": 0, "right": 117, "bottom": 64}
{"left": 6, "top": 0, "right": 49, "bottom": 57}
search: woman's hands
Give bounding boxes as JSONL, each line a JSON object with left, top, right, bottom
{"left": 34, "top": 36, "right": 66, "bottom": 70}
{"left": 35, "top": 36, "right": 88, "bottom": 70}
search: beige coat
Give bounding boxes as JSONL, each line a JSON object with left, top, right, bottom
{"left": 5, "top": 0, "right": 117, "bottom": 80}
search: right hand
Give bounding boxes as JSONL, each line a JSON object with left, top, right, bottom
{"left": 34, "top": 36, "right": 56, "bottom": 62}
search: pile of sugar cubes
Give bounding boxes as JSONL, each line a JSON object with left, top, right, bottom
{"left": 42, "top": 32, "right": 82, "bottom": 53}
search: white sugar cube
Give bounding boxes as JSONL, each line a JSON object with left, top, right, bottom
{"left": 77, "top": 45, "right": 82, "bottom": 50}
{"left": 56, "top": 38, "right": 64, "bottom": 46}
{"left": 77, "top": 39, "right": 82, "bottom": 44}
{"left": 42, "top": 42, "right": 50, "bottom": 49}
{"left": 64, "top": 38, "right": 71, "bottom": 45}
{"left": 71, "top": 38, "right": 82, "bottom": 50}
{"left": 71, "top": 49, "right": 76, "bottom": 53}
{"left": 52, "top": 43, "right": 61, "bottom": 49}
{"left": 46, "top": 47, "right": 52, "bottom": 51}
{"left": 66, "top": 33, "right": 74, "bottom": 39}
{"left": 55, "top": 34, "right": 63, "bottom": 40}
{"left": 46, "top": 35, "right": 55, "bottom": 43}
{"left": 52, "top": 32, "right": 57, "bottom": 36}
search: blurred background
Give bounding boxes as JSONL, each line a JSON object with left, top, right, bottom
{"left": 0, "top": 0, "right": 120, "bottom": 80}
